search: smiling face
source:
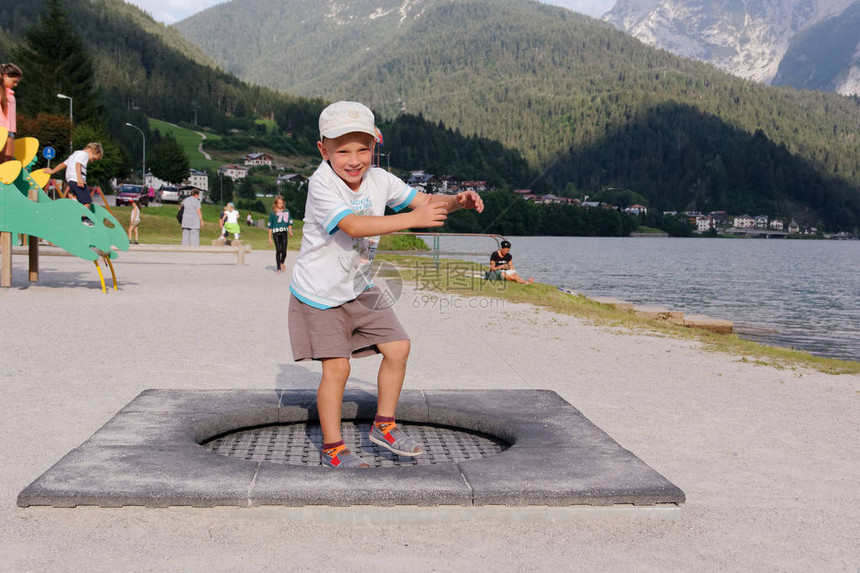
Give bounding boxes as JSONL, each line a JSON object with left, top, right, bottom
{"left": 318, "top": 132, "right": 375, "bottom": 191}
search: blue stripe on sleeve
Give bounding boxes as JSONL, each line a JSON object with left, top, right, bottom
{"left": 390, "top": 186, "right": 418, "bottom": 212}
{"left": 325, "top": 208, "right": 353, "bottom": 235}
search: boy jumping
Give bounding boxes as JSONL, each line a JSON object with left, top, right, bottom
{"left": 289, "top": 101, "right": 483, "bottom": 468}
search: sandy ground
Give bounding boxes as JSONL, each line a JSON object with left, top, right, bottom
{"left": 1, "top": 248, "right": 857, "bottom": 572}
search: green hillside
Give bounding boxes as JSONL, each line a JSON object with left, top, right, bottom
{"left": 0, "top": 0, "right": 319, "bottom": 162}
{"left": 0, "top": 0, "right": 216, "bottom": 71}
{"left": 1, "top": 0, "right": 530, "bottom": 187}
{"left": 175, "top": 0, "right": 860, "bottom": 231}
{"left": 147, "top": 118, "right": 222, "bottom": 171}
{"left": 174, "top": 0, "right": 431, "bottom": 93}
{"left": 3, "top": 0, "right": 860, "bottom": 231}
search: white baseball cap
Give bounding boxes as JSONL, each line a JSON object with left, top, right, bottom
{"left": 319, "top": 101, "right": 377, "bottom": 140}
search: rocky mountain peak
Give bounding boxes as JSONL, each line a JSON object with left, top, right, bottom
{"left": 604, "top": 0, "right": 855, "bottom": 84}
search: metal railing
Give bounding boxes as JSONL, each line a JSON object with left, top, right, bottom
{"left": 386, "top": 232, "right": 507, "bottom": 269}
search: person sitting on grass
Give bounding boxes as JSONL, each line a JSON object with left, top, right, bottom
{"left": 489, "top": 240, "right": 533, "bottom": 285}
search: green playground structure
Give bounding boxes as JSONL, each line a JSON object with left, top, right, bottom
{"left": 0, "top": 129, "right": 129, "bottom": 292}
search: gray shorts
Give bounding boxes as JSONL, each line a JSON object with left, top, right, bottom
{"left": 289, "top": 287, "right": 409, "bottom": 361}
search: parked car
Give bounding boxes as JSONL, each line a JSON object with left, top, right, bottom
{"left": 158, "top": 186, "right": 180, "bottom": 203}
{"left": 115, "top": 184, "right": 148, "bottom": 207}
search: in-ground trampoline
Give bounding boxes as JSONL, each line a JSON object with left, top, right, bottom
{"left": 18, "top": 389, "right": 685, "bottom": 511}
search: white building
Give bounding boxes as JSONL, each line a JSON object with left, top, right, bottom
{"left": 733, "top": 215, "right": 755, "bottom": 228}
{"left": 696, "top": 215, "right": 715, "bottom": 232}
{"left": 218, "top": 164, "right": 248, "bottom": 181}
{"left": 144, "top": 172, "right": 169, "bottom": 189}
{"left": 186, "top": 169, "right": 208, "bottom": 191}
{"left": 244, "top": 152, "right": 273, "bottom": 167}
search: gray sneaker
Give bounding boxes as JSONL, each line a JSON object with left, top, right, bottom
{"left": 321, "top": 445, "right": 370, "bottom": 468}
{"left": 369, "top": 422, "right": 424, "bottom": 457}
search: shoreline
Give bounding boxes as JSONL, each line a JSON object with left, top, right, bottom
{"left": 2, "top": 249, "right": 858, "bottom": 571}
{"left": 386, "top": 254, "right": 860, "bottom": 375}
{"left": 401, "top": 235, "right": 860, "bottom": 366}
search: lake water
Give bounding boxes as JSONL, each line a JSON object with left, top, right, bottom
{"left": 420, "top": 235, "right": 860, "bottom": 362}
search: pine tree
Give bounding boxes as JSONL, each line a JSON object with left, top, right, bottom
{"left": 12, "top": 0, "right": 100, "bottom": 124}
{"left": 149, "top": 133, "right": 189, "bottom": 185}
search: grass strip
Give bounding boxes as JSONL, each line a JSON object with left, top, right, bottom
{"left": 381, "top": 254, "right": 860, "bottom": 376}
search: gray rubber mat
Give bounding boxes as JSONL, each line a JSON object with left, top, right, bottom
{"left": 202, "top": 422, "right": 508, "bottom": 467}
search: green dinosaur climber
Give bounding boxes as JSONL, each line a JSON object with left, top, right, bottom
{"left": 0, "top": 131, "right": 129, "bottom": 261}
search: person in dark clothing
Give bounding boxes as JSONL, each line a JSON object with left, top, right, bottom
{"left": 489, "top": 240, "right": 533, "bottom": 284}
{"left": 267, "top": 196, "right": 293, "bottom": 274}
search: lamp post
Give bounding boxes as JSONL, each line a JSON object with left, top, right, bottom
{"left": 56, "top": 93, "right": 73, "bottom": 153}
{"left": 378, "top": 152, "right": 391, "bottom": 171}
{"left": 125, "top": 123, "right": 146, "bottom": 187}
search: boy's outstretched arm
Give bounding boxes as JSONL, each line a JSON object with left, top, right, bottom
{"left": 337, "top": 190, "right": 484, "bottom": 239}
{"left": 421, "top": 190, "right": 484, "bottom": 214}
{"left": 337, "top": 197, "right": 448, "bottom": 238}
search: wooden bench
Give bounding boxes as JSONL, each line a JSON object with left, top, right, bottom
{"left": 8, "top": 243, "right": 253, "bottom": 266}
{"left": 128, "top": 243, "right": 252, "bottom": 265}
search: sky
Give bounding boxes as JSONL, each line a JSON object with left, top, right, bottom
{"left": 125, "top": 0, "right": 616, "bottom": 25}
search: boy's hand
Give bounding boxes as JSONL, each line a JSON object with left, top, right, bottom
{"left": 456, "top": 190, "right": 484, "bottom": 213}
{"left": 411, "top": 198, "right": 449, "bottom": 228}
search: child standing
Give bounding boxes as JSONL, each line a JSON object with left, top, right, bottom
{"left": 128, "top": 199, "right": 141, "bottom": 244}
{"left": 220, "top": 202, "right": 241, "bottom": 244}
{"left": 267, "top": 196, "right": 293, "bottom": 274}
{"left": 0, "top": 63, "right": 23, "bottom": 162}
{"left": 289, "top": 101, "right": 483, "bottom": 468}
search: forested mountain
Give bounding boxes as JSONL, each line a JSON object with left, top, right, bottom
{"left": 0, "top": 0, "right": 530, "bottom": 192}
{"left": 176, "top": 0, "right": 860, "bottom": 230}
{"left": 176, "top": 0, "right": 433, "bottom": 92}
{"left": 0, "top": 0, "right": 304, "bottom": 132}
{"left": 772, "top": 1, "right": 860, "bottom": 96}
{"left": 2, "top": 0, "right": 860, "bottom": 231}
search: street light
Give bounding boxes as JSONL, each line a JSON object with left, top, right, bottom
{"left": 125, "top": 123, "right": 146, "bottom": 187}
{"left": 57, "top": 93, "right": 73, "bottom": 153}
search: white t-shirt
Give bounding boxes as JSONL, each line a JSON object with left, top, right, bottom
{"left": 224, "top": 210, "right": 240, "bottom": 225}
{"left": 290, "top": 161, "right": 416, "bottom": 309}
{"left": 64, "top": 150, "right": 89, "bottom": 184}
